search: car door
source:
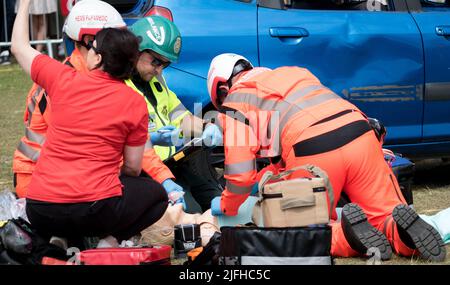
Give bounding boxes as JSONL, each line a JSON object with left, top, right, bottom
{"left": 257, "top": 0, "right": 424, "bottom": 145}
{"left": 409, "top": 0, "right": 450, "bottom": 142}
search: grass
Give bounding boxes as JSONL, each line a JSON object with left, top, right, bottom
{"left": 1, "top": 64, "right": 449, "bottom": 265}
{"left": 0, "top": 64, "right": 32, "bottom": 190}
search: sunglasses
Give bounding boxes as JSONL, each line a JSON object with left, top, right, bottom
{"left": 142, "top": 52, "right": 171, "bottom": 69}
{"left": 151, "top": 57, "right": 171, "bottom": 69}
{"left": 86, "top": 40, "right": 99, "bottom": 54}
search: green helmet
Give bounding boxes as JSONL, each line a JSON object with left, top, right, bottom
{"left": 130, "top": 16, "right": 182, "bottom": 62}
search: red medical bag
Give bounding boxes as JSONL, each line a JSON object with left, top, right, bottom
{"left": 78, "top": 245, "right": 172, "bottom": 265}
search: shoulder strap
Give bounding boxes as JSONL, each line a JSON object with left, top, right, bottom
{"left": 219, "top": 105, "right": 250, "bottom": 126}
{"left": 258, "top": 164, "right": 334, "bottom": 218}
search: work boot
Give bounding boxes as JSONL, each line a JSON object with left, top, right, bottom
{"left": 341, "top": 203, "right": 392, "bottom": 260}
{"left": 393, "top": 204, "right": 446, "bottom": 262}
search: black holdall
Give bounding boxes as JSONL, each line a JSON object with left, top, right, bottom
{"left": 0, "top": 218, "right": 67, "bottom": 265}
{"left": 218, "top": 225, "right": 333, "bottom": 265}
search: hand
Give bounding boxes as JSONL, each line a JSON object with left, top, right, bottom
{"left": 201, "top": 124, "right": 223, "bottom": 148}
{"left": 161, "top": 179, "right": 186, "bottom": 210}
{"left": 150, "top": 125, "right": 182, "bottom": 147}
{"left": 210, "top": 196, "right": 224, "bottom": 216}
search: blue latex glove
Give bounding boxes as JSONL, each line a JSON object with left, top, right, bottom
{"left": 210, "top": 196, "right": 224, "bottom": 216}
{"left": 202, "top": 124, "right": 223, "bottom": 148}
{"left": 150, "top": 125, "right": 182, "bottom": 147}
{"left": 250, "top": 183, "right": 259, "bottom": 196}
{"left": 161, "top": 179, "right": 186, "bottom": 210}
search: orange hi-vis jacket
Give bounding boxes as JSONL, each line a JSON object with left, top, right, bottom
{"left": 218, "top": 66, "right": 369, "bottom": 215}
{"left": 12, "top": 48, "right": 88, "bottom": 175}
{"left": 12, "top": 47, "right": 173, "bottom": 184}
{"left": 141, "top": 138, "right": 174, "bottom": 183}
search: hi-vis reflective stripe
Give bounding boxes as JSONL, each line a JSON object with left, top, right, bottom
{"left": 156, "top": 74, "right": 168, "bottom": 91}
{"left": 279, "top": 92, "right": 340, "bottom": 131}
{"left": 168, "top": 103, "right": 188, "bottom": 122}
{"left": 25, "top": 128, "right": 46, "bottom": 145}
{"left": 225, "top": 85, "right": 340, "bottom": 132}
{"left": 284, "top": 85, "right": 325, "bottom": 104}
{"left": 226, "top": 85, "right": 337, "bottom": 115}
{"left": 224, "top": 159, "right": 256, "bottom": 176}
{"left": 145, "top": 139, "right": 153, "bottom": 150}
{"left": 226, "top": 85, "right": 323, "bottom": 111}
{"left": 17, "top": 141, "right": 40, "bottom": 162}
{"left": 226, "top": 181, "right": 253, "bottom": 194}
{"left": 27, "top": 87, "right": 43, "bottom": 127}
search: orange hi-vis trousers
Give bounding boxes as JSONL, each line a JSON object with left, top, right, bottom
{"left": 288, "top": 130, "right": 415, "bottom": 257}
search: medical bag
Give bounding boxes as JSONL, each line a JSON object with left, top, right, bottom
{"left": 77, "top": 245, "right": 172, "bottom": 265}
{"left": 218, "top": 225, "right": 332, "bottom": 265}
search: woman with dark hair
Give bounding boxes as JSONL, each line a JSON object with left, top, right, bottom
{"left": 11, "top": 0, "right": 169, "bottom": 247}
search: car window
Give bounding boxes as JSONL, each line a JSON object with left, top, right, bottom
{"left": 285, "top": 0, "right": 392, "bottom": 11}
{"left": 103, "top": 0, "right": 141, "bottom": 13}
{"left": 421, "top": 0, "right": 450, "bottom": 11}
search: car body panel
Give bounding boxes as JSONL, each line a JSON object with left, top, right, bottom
{"left": 106, "top": 0, "right": 450, "bottom": 157}
{"left": 258, "top": 7, "right": 424, "bottom": 145}
{"left": 410, "top": 8, "right": 450, "bottom": 142}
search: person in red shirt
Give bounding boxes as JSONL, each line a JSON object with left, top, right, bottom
{"left": 12, "top": 0, "right": 129, "bottom": 198}
{"left": 11, "top": 0, "right": 168, "bottom": 247}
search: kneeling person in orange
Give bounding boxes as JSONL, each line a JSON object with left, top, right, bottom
{"left": 207, "top": 53, "right": 446, "bottom": 261}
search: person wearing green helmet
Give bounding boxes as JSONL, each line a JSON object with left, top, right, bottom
{"left": 126, "top": 16, "right": 223, "bottom": 214}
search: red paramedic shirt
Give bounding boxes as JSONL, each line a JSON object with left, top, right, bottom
{"left": 27, "top": 54, "right": 148, "bottom": 203}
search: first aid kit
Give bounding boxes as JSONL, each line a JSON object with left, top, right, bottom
{"left": 77, "top": 245, "right": 172, "bottom": 265}
{"left": 256, "top": 164, "right": 334, "bottom": 227}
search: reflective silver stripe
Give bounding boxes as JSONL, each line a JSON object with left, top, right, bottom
{"left": 279, "top": 92, "right": 340, "bottom": 131}
{"left": 168, "top": 103, "right": 188, "bottom": 122}
{"left": 144, "top": 139, "right": 153, "bottom": 150}
{"left": 284, "top": 85, "right": 326, "bottom": 104}
{"left": 241, "top": 256, "right": 332, "bottom": 265}
{"left": 225, "top": 85, "right": 324, "bottom": 112}
{"left": 156, "top": 74, "right": 168, "bottom": 91}
{"left": 25, "top": 128, "right": 46, "bottom": 145}
{"left": 224, "top": 159, "right": 256, "bottom": 176}
{"left": 17, "top": 141, "right": 40, "bottom": 162}
{"left": 27, "top": 98, "right": 36, "bottom": 127}
{"left": 26, "top": 87, "right": 43, "bottom": 127}
{"left": 226, "top": 92, "right": 277, "bottom": 111}
{"left": 226, "top": 181, "right": 252, "bottom": 194}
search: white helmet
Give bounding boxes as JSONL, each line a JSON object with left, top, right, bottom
{"left": 207, "top": 53, "right": 253, "bottom": 109}
{"left": 63, "top": 0, "right": 126, "bottom": 42}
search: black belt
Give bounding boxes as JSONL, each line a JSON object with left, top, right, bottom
{"left": 293, "top": 120, "right": 372, "bottom": 157}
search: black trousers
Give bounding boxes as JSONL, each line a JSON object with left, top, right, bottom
{"left": 26, "top": 175, "right": 168, "bottom": 242}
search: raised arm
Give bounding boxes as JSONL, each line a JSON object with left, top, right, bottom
{"left": 11, "top": 0, "right": 40, "bottom": 75}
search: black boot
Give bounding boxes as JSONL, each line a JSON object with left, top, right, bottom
{"left": 392, "top": 204, "right": 446, "bottom": 262}
{"left": 341, "top": 203, "right": 392, "bottom": 260}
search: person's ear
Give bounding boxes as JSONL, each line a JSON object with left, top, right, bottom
{"left": 94, "top": 53, "right": 103, "bottom": 68}
{"left": 218, "top": 84, "right": 229, "bottom": 96}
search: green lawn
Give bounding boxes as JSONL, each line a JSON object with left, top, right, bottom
{"left": 1, "top": 64, "right": 449, "bottom": 265}
{"left": 0, "top": 64, "right": 32, "bottom": 189}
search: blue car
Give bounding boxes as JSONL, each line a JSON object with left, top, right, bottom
{"left": 105, "top": 0, "right": 450, "bottom": 159}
